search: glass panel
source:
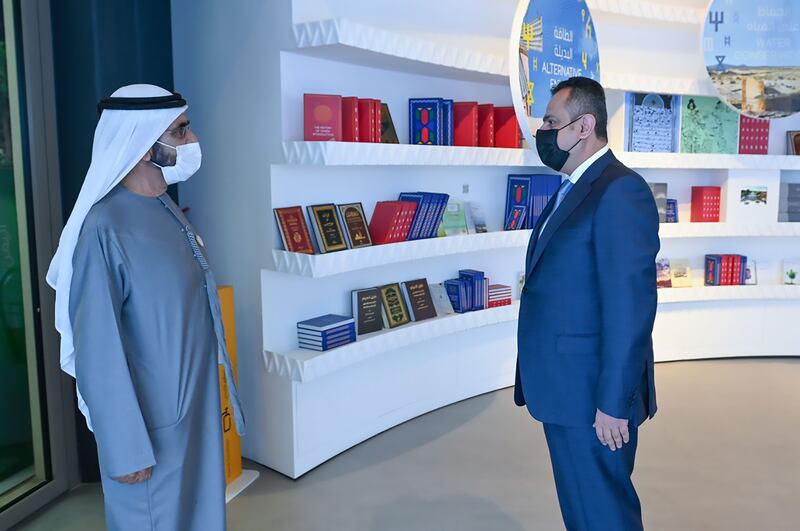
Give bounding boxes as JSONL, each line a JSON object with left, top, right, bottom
{"left": 0, "top": 0, "right": 48, "bottom": 508}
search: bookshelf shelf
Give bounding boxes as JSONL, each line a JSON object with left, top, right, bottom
{"left": 590, "top": 0, "right": 706, "bottom": 25}
{"left": 263, "top": 302, "right": 520, "bottom": 383}
{"left": 619, "top": 152, "right": 800, "bottom": 171}
{"left": 293, "top": 18, "right": 508, "bottom": 84}
{"left": 657, "top": 285, "right": 800, "bottom": 304}
{"left": 282, "top": 141, "right": 544, "bottom": 167}
{"left": 659, "top": 223, "right": 800, "bottom": 239}
{"left": 272, "top": 231, "right": 531, "bottom": 278}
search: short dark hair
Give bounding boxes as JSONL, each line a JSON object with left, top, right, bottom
{"left": 551, "top": 77, "right": 608, "bottom": 141}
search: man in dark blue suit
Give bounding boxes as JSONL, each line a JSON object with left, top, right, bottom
{"left": 515, "top": 77, "right": 660, "bottom": 531}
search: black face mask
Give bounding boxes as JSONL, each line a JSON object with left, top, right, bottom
{"left": 535, "top": 115, "right": 585, "bottom": 172}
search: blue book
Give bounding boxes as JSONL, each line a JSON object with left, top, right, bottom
{"left": 444, "top": 279, "right": 467, "bottom": 313}
{"left": 299, "top": 330, "right": 356, "bottom": 348}
{"left": 297, "top": 321, "right": 354, "bottom": 336}
{"left": 459, "top": 269, "right": 485, "bottom": 310}
{"left": 298, "top": 325, "right": 356, "bottom": 342}
{"left": 299, "top": 335, "right": 356, "bottom": 352}
{"left": 409, "top": 98, "right": 444, "bottom": 145}
{"left": 427, "top": 193, "right": 450, "bottom": 239}
{"left": 506, "top": 175, "right": 533, "bottom": 230}
{"left": 399, "top": 192, "right": 427, "bottom": 240}
{"left": 529, "top": 175, "right": 562, "bottom": 229}
{"left": 297, "top": 314, "right": 355, "bottom": 333}
{"left": 505, "top": 205, "right": 527, "bottom": 231}
{"left": 704, "top": 255, "right": 722, "bottom": 286}
{"left": 666, "top": 199, "right": 679, "bottom": 223}
{"left": 739, "top": 255, "right": 747, "bottom": 285}
{"left": 443, "top": 99, "right": 454, "bottom": 146}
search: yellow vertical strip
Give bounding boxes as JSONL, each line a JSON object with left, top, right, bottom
{"left": 217, "top": 285, "right": 243, "bottom": 485}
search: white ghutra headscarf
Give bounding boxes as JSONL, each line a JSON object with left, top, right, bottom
{"left": 46, "top": 84, "right": 187, "bottom": 429}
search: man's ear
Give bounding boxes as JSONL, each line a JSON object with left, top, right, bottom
{"left": 142, "top": 148, "right": 153, "bottom": 163}
{"left": 581, "top": 114, "right": 597, "bottom": 139}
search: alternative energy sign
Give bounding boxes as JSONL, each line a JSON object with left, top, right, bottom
{"left": 510, "top": 0, "right": 601, "bottom": 146}
{"left": 704, "top": 0, "right": 800, "bottom": 119}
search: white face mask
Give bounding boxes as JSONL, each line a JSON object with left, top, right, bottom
{"left": 152, "top": 140, "right": 202, "bottom": 185}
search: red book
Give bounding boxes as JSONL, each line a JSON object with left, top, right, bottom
{"left": 478, "top": 104, "right": 495, "bottom": 147}
{"left": 488, "top": 299, "right": 512, "bottom": 308}
{"left": 274, "top": 206, "right": 315, "bottom": 254}
{"left": 304, "top": 94, "right": 342, "bottom": 141}
{"left": 454, "top": 102, "right": 479, "bottom": 147}
{"left": 690, "top": 186, "right": 721, "bottom": 222}
{"left": 373, "top": 99, "right": 382, "bottom": 143}
{"left": 342, "top": 96, "right": 360, "bottom": 142}
{"left": 494, "top": 107, "right": 521, "bottom": 148}
{"left": 732, "top": 255, "right": 742, "bottom": 285}
{"left": 358, "top": 99, "right": 376, "bottom": 143}
{"left": 369, "top": 201, "right": 418, "bottom": 244}
{"left": 738, "top": 115, "right": 770, "bottom": 155}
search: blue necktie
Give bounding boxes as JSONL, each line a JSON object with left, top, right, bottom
{"left": 539, "top": 179, "right": 573, "bottom": 237}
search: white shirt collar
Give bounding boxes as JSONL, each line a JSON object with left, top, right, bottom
{"left": 568, "top": 145, "right": 610, "bottom": 184}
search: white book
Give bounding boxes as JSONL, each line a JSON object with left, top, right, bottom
{"left": 429, "top": 283, "right": 455, "bottom": 316}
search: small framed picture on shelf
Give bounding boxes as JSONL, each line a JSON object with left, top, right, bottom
{"left": 656, "top": 258, "right": 672, "bottom": 288}
{"left": 787, "top": 131, "right": 800, "bottom": 155}
{"left": 744, "top": 260, "right": 758, "bottom": 286}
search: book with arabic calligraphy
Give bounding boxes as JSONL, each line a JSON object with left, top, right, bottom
{"left": 274, "top": 206, "right": 315, "bottom": 254}
{"left": 337, "top": 203, "right": 373, "bottom": 249}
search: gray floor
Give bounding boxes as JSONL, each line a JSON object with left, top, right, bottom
{"left": 14, "top": 358, "right": 800, "bottom": 531}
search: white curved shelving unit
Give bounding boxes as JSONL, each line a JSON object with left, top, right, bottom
{"left": 659, "top": 223, "right": 800, "bottom": 239}
{"left": 657, "top": 285, "right": 800, "bottom": 304}
{"left": 273, "top": 231, "right": 532, "bottom": 278}
{"left": 283, "top": 142, "right": 800, "bottom": 170}
{"left": 588, "top": 0, "right": 706, "bottom": 25}
{"left": 282, "top": 141, "right": 543, "bottom": 166}
{"left": 263, "top": 302, "right": 520, "bottom": 383}
{"left": 293, "top": 18, "right": 509, "bottom": 83}
{"left": 619, "top": 152, "right": 800, "bottom": 171}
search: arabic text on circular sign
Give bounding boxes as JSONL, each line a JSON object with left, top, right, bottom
{"left": 510, "top": 0, "right": 601, "bottom": 147}
{"left": 704, "top": 0, "right": 800, "bottom": 119}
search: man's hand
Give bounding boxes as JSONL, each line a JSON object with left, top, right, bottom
{"left": 113, "top": 467, "right": 153, "bottom": 484}
{"left": 593, "top": 409, "right": 629, "bottom": 451}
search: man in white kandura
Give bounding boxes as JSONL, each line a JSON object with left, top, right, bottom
{"left": 47, "top": 84, "right": 244, "bottom": 531}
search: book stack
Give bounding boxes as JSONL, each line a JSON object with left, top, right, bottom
{"left": 304, "top": 93, "right": 398, "bottom": 143}
{"left": 410, "top": 99, "right": 521, "bottom": 148}
{"left": 444, "top": 270, "right": 487, "bottom": 313}
{"left": 487, "top": 284, "right": 513, "bottom": 308}
{"left": 779, "top": 183, "right": 800, "bottom": 222}
{"left": 704, "top": 254, "right": 748, "bottom": 286}
{"left": 505, "top": 174, "right": 562, "bottom": 230}
{"left": 369, "top": 201, "right": 419, "bottom": 244}
{"left": 297, "top": 314, "right": 356, "bottom": 352}
{"left": 398, "top": 192, "right": 450, "bottom": 241}
{"left": 691, "top": 186, "right": 721, "bottom": 222}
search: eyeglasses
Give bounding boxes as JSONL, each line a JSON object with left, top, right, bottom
{"left": 166, "top": 123, "right": 191, "bottom": 139}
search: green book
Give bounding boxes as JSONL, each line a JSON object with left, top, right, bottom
{"left": 680, "top": 96, "right": 739, "bottom": 154}
{"left": 437, "top": 199, "right": 469, "bottom": 237}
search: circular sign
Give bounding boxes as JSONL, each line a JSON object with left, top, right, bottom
{"left": 510, "top": 0, "right": 601, "bottom": 147}
{"left": 704, "top": 0, "right": 800, "bottom": 119}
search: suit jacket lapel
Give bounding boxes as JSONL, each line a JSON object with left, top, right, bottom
{"left": 527, "top": 150, "right": 615, "bottom": 276}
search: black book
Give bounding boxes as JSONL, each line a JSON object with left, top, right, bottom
{"left": 351, "top": 288, "right": 383, "bottom": 336}
{"left": 381, "top": 103, "right": 400, "bottom": 144}
{"left": 401, "top": 279, "right": 438, "bottom": 322}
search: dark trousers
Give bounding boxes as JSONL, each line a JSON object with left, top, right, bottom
{"left": 543, "top": 424, "right": 643, "bottom": 531}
